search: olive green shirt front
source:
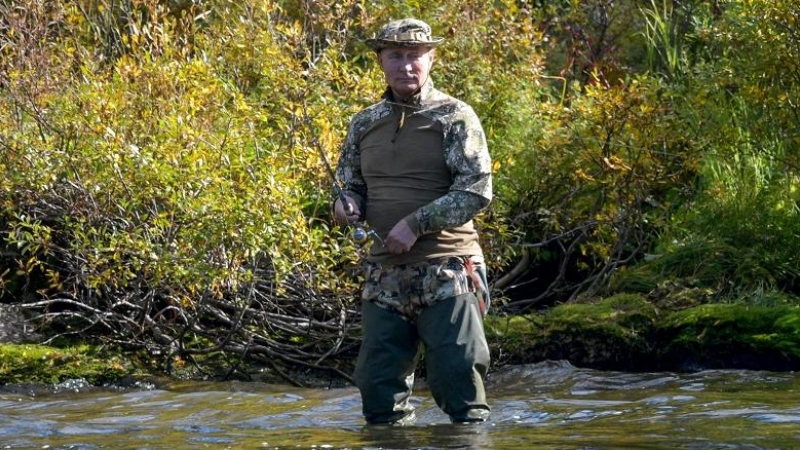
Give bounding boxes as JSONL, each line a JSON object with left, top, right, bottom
{"left": 335, "top": 80, "right": 492, "bottom": 265}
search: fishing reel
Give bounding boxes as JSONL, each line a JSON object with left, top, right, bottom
{"left": 334, "top": 196, "right": 383, "bottom": 251}
{"left": 337, "top": 197, "right": 383, "bottom": 248}
{"left": 351, "top": 224, "right": 383, "bottom": 247}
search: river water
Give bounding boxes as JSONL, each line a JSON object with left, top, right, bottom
{"left": 1, "top": 360, "right": 798, "bottom": 449}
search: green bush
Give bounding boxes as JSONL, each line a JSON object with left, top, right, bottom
{"left": 2, "top": 0, "right": 799, "bottom": 378}
{"left": 609, "top": 0, "right": 800, "bottom": 303}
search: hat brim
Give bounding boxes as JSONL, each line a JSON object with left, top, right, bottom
{"left": 365, "top": 37, "right": 444, "bottom": 52}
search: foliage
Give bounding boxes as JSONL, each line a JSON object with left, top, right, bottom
{"left": 1, "top": 0, "right": 799, "bottom": 378}
{"left": 0, "top": 0, "right": 553, "bottom": 380}
{"left": 494, "top": 73, "right": 701, "bottom": 309}
{"left": 609, "top": 0, "right": 800, "bottom": 304}
{"left": 0, "top": 0, "right": 367, "bottom": 382}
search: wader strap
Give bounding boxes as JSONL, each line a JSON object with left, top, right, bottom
{"left": 464, "top": 257, "right": 489, "bottom": 316}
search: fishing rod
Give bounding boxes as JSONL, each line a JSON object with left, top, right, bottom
{"left": 320, "top": 151, "right": 382, "bottom": 247}
{"left": 305, "top": 108, "right": 382, "bottom": 247}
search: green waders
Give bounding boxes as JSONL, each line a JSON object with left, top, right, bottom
{"left": 354, "top": 292, "right": 491, "bottom": 424}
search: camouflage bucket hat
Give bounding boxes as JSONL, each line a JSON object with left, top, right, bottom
{"left": 365, "top": 18, "right": 444, "bottom": 52}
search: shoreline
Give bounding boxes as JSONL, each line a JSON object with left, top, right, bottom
{"left": 2, "top": 296, "right": 799, "bottom": 386}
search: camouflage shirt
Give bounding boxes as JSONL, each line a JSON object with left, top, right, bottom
{"left": 334, "top": 80, "right": 492, "bottom": 265}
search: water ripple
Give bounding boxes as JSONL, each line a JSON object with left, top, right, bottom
{"left": 0, "top": 361, "right": 797, "bottom": 449}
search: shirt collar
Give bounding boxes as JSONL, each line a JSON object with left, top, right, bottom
{"left": 382, "top": 79, "right": 435, "bottom": 107}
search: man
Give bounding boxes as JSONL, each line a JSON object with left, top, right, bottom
{"left": 333, "top": 18, "right": 492, "bottom": 425}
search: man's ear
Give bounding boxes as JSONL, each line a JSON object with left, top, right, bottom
{"left": 375, "top": 49, "right": 386, "bottom": 70}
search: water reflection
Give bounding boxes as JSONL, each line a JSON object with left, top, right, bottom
{"left": 1, "top": 360, "right": 798, "bottom": 449}
{"left": 356, "top": 423, "right": 494, "bottom": 449}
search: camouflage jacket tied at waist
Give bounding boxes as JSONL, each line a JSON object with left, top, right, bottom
{"left": 363, "top": 255, "right": 487, "bottom": 321}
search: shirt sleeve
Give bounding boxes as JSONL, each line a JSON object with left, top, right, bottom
{"left": 405, "top": 104, "right": 493, "bottom": 236}
{"left": 333, "top": 116, "right": 368, "bottom": 216}
{"left": 407, "top": 191, "right": 490, "bottom": 235}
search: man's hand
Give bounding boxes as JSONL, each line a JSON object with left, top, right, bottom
{"left": 385, "top": 219, "right": 418, "bottom": 254}
{"left": 333, "top": 195, "right": 360, "bottom": 225}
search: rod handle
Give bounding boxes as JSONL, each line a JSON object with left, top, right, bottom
{"left": 339, "top": 193, "right": 354, "bottom": 215}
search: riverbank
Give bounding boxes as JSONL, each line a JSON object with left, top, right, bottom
{"left": 2, "top": 294, "right": 799, "bottom": 386}
{"left": 486, "top": 294, "right": 800, "bottom": 372}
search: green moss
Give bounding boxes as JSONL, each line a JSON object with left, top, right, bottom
{"left": 657, "top": 304, "right": 800, "bottom": 370}
{"left": 485, "top": 314, "right": 544, "bottom": 359}
{"left": 547, "top": 294, "right": 658, "bottom": 329}
{"left": 487, "top": 297, "right": 800, "bottom": 372}
{"left": 0, "top": 344, "right": 137, "bottom": 385}
{"left": 486, "top": 294, "right": 659, "bottom": 369}
{"left": 538, "top": 294, "right": 659, "bottom": 369}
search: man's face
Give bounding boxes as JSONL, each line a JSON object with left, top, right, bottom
{"left": 378, "top": 46, "right": 435, "bottom": 100}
